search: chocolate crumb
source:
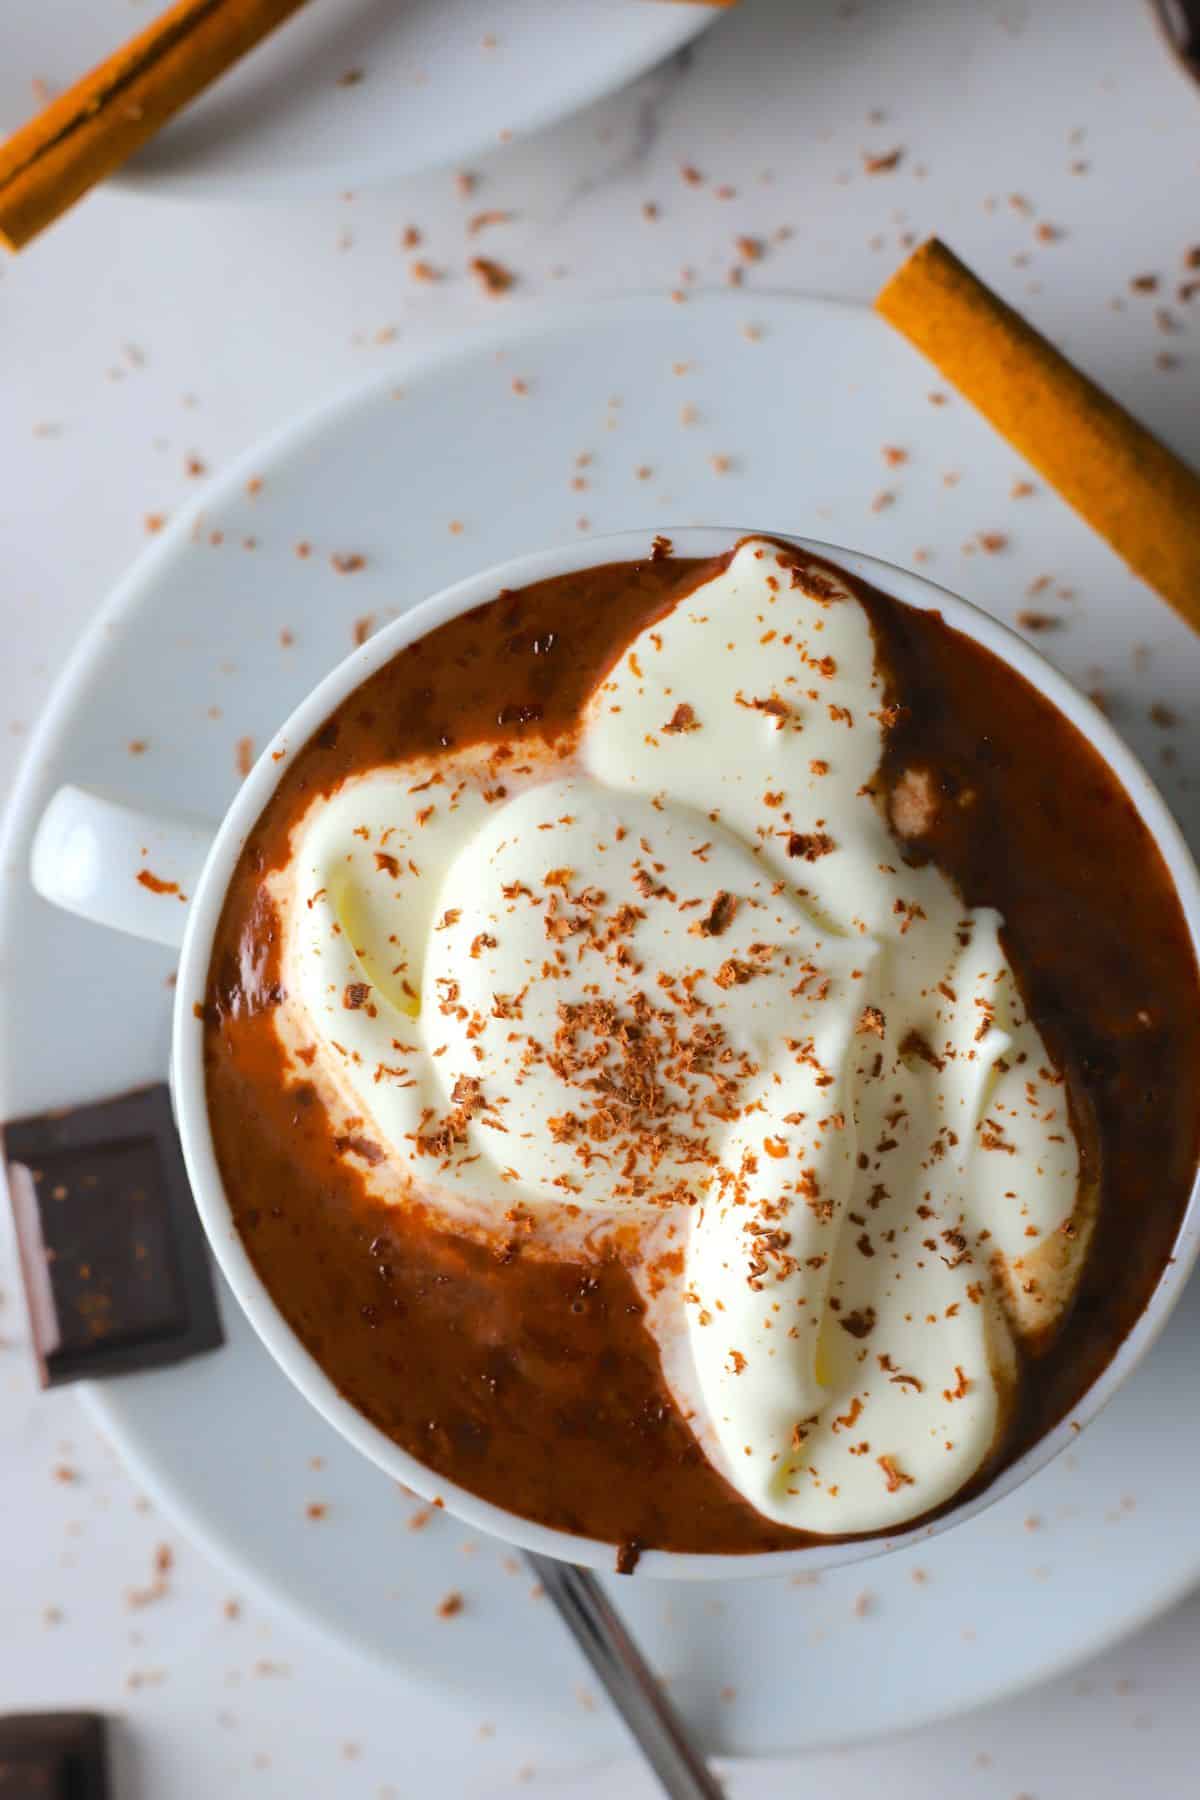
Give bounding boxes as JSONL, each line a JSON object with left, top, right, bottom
{"left": 787, "top": 832, "right": 835, "bottom": 862}
{"left": 468, "top": 209, "right": 512, "bottom": 236}
{"left": 137, "top": 869, "right": 180, "bottom": 896}
{"left": 690, "top": 890, "right": 738, "bottom": 937}
{"left": 863, "top": 148, "right": 904, "bottom": 174}
{"left": 470, "top": 257, "right": 515, "bottom": 296}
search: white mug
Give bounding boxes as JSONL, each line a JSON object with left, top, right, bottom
{"left": 29, "top": 530, "right": 1200, "bottom": 1578}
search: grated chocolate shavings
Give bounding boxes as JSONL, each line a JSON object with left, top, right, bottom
{"left": 690, "top": 891, "right": 738, "bottom": 938}
{"left": 787, "top": 832, "right": 835, "bottom": 862}
{"left": 877, "top": 1454, "right": 915, "bottom": 1493}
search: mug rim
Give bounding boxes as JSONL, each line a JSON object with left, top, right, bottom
{"left": 172, "top": 527, "right": 1200, "bottom": 1580}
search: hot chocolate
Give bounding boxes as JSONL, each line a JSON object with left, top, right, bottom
{"left": 202, "top": 537, "right": 1200, "bottom": 1557}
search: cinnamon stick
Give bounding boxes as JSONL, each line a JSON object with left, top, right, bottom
{"left": 0, "top": 0, "right": 311, "bottom": 251}
{"left": 875, "top": 238, "right": 1200, "bottom": 637}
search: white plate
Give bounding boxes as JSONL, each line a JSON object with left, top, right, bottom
{"left": 3, "top": 293, "right": 1199, "bottom": 1757}
{"left": 0, "top": 1, "right": 714, "bottom": 194}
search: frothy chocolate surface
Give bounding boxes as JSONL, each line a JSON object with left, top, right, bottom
{"left": 203, "top": 544, "right": 1200, "bottom": 1557}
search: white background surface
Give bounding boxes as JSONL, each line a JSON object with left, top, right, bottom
{"left": 2, "top": 0, "right": 1199, "bottom": 1794}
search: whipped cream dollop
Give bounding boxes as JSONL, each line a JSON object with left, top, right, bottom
{"left": 275, "top": 539, "right": 1093, "bottom": 1536}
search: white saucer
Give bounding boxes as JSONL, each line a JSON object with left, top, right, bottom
{"left": 0, "top": 1, "right": 713, "bottom": 194}
{"left": 3, "top": 292, "right": 1199, "bottom": 1757}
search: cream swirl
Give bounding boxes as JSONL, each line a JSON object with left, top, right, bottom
{"left": 273, "top": 539, "right": 1094, "bottom": 1534}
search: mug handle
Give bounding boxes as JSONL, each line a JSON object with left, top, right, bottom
{"left": 30, "top": 785, "right": 217, "bottom": 951}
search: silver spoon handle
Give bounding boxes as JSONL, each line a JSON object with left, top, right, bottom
{"left": 525, "top": 1552, "right": 724, "bottom": 1800}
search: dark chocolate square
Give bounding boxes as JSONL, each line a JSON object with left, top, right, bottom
{"left": 3, "top": 1084, "right": 223, "bottom": 1386}
{"left": 0, "top": 1713, "right": 109, "bottom": 1799}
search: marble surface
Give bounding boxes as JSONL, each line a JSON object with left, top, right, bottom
{"left": 1, "top": 0, "right": 1199, "bottom": 1794}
